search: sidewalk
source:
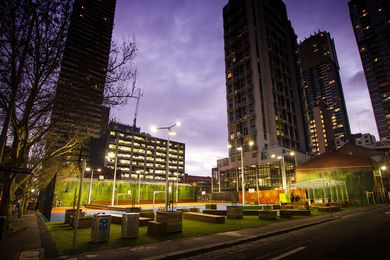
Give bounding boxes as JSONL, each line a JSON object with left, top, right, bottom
{"left": 74, "top": 207, "right": 373, "bottom": 260}
{"left": 0, "top": 212, "right": 56, "bottom": 260}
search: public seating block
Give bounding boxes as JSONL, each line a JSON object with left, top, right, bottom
{"left": 189, "top": 207, "right": 200, "bottom": 212}
{"left": 203, "top": 210, "right": 226, "bottom": 216}
{"left": 243, "top": 210, "right": 260, "bottom": 216}
{"left": 318, "top": 206, "right": 341, "bottom": 212}
{"left": 280, "top": 209, "right": 311, "bottom": 217}
{"left": 156, "top": 211, "right": 183, "bottom": 233}
{"left": 205, "top": 204, "right": 217, "bottom": 210}
{"left": 227, "top": 206, "right": 243, "bottom": 219}
{"left": 139, "top": 217, "right": 153, "bottom": 226}
{"left": 69, "top": 215, "right": 93, "bottom": 229}
{"left": 183, "top": 212, "right": 225, "bottom": 224}
{"left": 140, "top": 210, "right": 154, "bottom": 219}
{"left": 258, "top": 210, "right": 277, "bottom": 220}
{"left": 147, "top": 221, "right": 166, "bottom": 236}
{"left": 64, "top": 209, "right": 82, "bottom": 224}
{"left": 177, "top": 208, "right": 190, "bottom": 212}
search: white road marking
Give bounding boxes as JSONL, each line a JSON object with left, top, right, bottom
{"left": 269, "top": 246, "right": 306, "bottom": 260}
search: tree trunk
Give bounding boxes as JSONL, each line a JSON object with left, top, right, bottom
{"left": 0, "top": 177, "right": 16, "bottom": 230}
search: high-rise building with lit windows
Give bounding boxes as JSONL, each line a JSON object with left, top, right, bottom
{"left": 50, "top": 0, "right": 115, "bottom": 162}
{"left": 41, "top": 0, "right": 116, "bottom": 220}
{"left": 299, "top": 31, "right": 351, "bottom": 154}
{"left": 220, "top": 0, "right": 309, "bottom": 191}
{"left": 349, "top": 0, "right": 390, "bottom": 141}
{"left": 105, "top": 122, "right": 185, "bottom": 182}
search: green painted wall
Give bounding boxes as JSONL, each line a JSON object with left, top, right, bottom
{"left": 297, "top": 169, "right": 375, "bottom": 203}
{"left": 54, "top": 178, "right": 196, "bottom": 207}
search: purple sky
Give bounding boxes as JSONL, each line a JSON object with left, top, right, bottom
{"left": 111, "top": 0, "right": 376, "bottom": 176}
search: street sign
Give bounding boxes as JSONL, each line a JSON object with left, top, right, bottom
{"left": 0, "top": 167, "right": 32, "bottom": 174}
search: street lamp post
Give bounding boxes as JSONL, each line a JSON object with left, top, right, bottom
{"left": 107, "top": 150, "right": 118, "bottom": 206}
{"left": 271, "top": 154, "right": 287, "bottom": 192}
{"left": 230, "top": 141, "right": 254, "bottom": 206}
{"left": 289, "top": 151, "right": 297, "bottom": 168}
{"left": 151, "top": 121, "right": 181, "bottom": 211}
{"left": 379, "top": 166, "right": 386, "bottom": 203}
{"left": 86, "top": 167, "right": 101, "bottom": 205}
{"left": 137, "top": 170, "right": 142, "bottom": 203}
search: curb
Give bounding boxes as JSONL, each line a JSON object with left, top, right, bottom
{"left": 145, "top": 216, "right": 340, "bottom": 260}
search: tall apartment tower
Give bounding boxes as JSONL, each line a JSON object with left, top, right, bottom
{"left": 349, "top": 0, "right": 390, "bottom": 141}
{"left": 50, "top": 0, "right": 115, "bottom": 161}
{"left": 223, "top": 0, "right": 309, "bottom": 169}
{"left": 41, "top": 0, "right": 116, "bottom": 220}
{"left": 299, "top": 31, "right": 351, "bottom": 154}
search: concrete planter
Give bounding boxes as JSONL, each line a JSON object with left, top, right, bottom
{"left": 227, "top": 206, "right": 243, "bottom": 219}
{"left": 156, "top": 211, "right": 183, "bottom": 233}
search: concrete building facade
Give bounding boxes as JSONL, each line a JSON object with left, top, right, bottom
{"left": 349, "top": 0, "right": 390, "bottom": 141}
{"left": 299, "top": 31, "right": 351, "bottom": 154}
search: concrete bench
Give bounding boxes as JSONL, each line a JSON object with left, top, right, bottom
{"left": 177, "top": 208, "right": 190, "bottom": 212}
{"left": 183, "top": 212, "right": 225, "bottom": 224}
{"left": 140, "top": 210, "right": 154, "bottom": 219}
{"left": 69, "top": 216, "right": 93, "bottom": 229}
{"left": 111, "top": 214, "right": 153, "bottom": 226}
{"left": 189, "top": 207, "right": 200, "bottom": 212}
{"left": 318, "top": 206, "right": 341, "bottom": 212}
{"left": 147, "top": 221, "right": 166, "bottom": 236}
{"left": 139, "top": 217, "right": 153, "bottom": 226}
{"left": 243, "top": 210, "right": 260, "bottom": 216}
{"left": 203, "top": 209, "right": 227, "bottom": 216}
{"left": 258, "top": 210, "right": 277, "bottom": 220}
{"left": 280, "top": 209, "right": 311, "bottom": 217}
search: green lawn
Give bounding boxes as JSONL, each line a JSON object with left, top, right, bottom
{"left": 46, "top": 209, "right": 323, "bottom": 255}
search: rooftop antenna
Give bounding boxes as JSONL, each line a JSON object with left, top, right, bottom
{"left": 133, "top": 87, "right": 143, "bottom": 128}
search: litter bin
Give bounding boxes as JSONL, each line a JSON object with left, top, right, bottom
{"left": 121, "top": 213, "right": 139, "bottom": 239}
{"left": 91, "top": 213, "right": 111, "bottom": 243}
{"left": 0, "top": 216, "right": 6, "bottom": 240}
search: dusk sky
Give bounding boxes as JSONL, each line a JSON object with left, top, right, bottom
{"left": 111, "top": 0, "right": 376, "bottom": 176}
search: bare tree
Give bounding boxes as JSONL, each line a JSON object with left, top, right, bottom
{"left": 0, "top": 0, "right": 139, "bottom": 226}
{"left": 104, "top": 40, "right": 138, "bottom": 107}
{"left": 0, "top": 0, "right": 73, "bottom": 221}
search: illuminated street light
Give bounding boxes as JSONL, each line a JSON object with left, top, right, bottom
{"left": 86, "top": 167, "right": 101, "bottom": 204}
{"left": 231, "top": 141, "right": 254, "bottom": 206}
{"left": 272, "top": 154, "right": 287, "bottom": 192}
{"left": 379, "top": 165, "right": 387, "bottom": 202}
{"left": 150, "top": 121, "right": 181, "bottom": 211}
{"left": 107, "top": 149, "right": 118, "bottom": 206}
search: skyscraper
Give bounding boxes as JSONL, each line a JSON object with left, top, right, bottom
{"left": 299, "top": 31, "right": 351, "bottom": 154}
{"left": 222, "top": 0, "right": 309, "bottom": 190}
{"left": 41, "top": 0, "right": 116, "bottom": 220}
{"left": 50, "top": 0, "right": 116, "bottom": 162}
{"left": 349, "top": 0, "right": 390, "bottom": 141}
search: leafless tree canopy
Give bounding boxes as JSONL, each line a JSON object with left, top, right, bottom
{"left": 104, "top": 39, "right": 138, "bottom": 106}
{"left": 0, "top": 0, "right": 139, "bottom": 221}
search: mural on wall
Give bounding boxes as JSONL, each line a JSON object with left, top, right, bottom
{"left": 238, "top": 189, "right": 307, "bottom": 204}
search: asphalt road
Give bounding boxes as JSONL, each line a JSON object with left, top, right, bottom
{"left": 184, "top": 205, "right": 390, "bottom": 260}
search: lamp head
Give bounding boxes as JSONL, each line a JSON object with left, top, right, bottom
{"left": 237, "top": 147, "right": 243, "bottom": 151}
{"left": 277, "top": 156, "right": 283, "bottom": 160}
{"left": 227, "top": 144, "right": 232, "bottom": 149}
{"left": 150, "top": 125, "right": 158, "bottom": 132}
{"left": 176, "top": 121, "right": 181, "bottom": 127}
{"left": 289, "top": 151, "right": 295, "bottom": 156}
{"left": 97, "top": 168, "right": 102, "bottom": 172}
{"left": 249, "top": 141, "right": 254, "bottom": 146}
{"left": 381, "top": 165, "right": 387, "bottom": 171}
{"left": 169, "top": 131, "right": 176, "bottom": 136}
{"left": 271, "top": 154, "right": 276, "bottom": 159}
{"left": 86, "top": 167, "right": 91, "bottom": 171}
